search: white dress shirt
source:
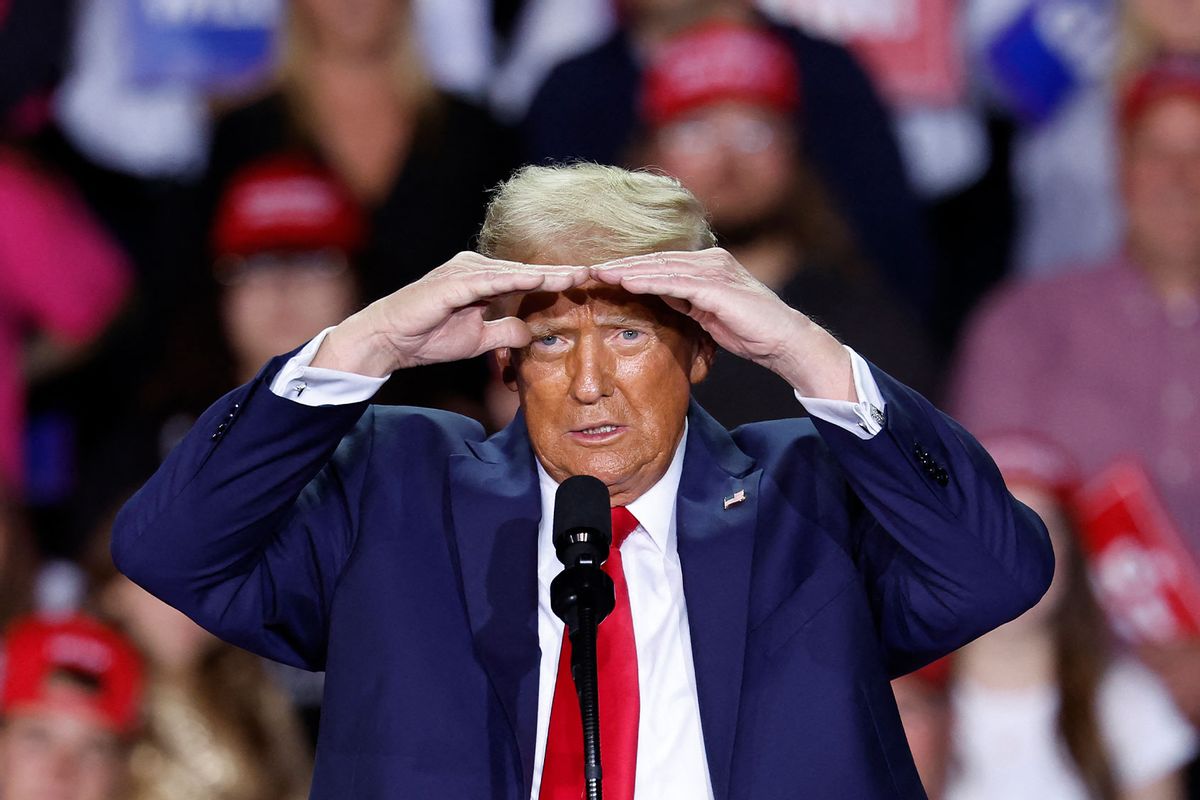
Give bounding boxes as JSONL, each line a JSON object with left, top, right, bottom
{"left": 268, "top": 329, "right": 887, "bottom": 797}
{"left": 532, "top": 428, "right": 712, "bottom": 798}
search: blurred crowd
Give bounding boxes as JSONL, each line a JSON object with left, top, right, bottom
{"left": 1, "top": 0, "right": 1199, "bottom": 797}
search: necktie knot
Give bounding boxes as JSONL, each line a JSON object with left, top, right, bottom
{"left": 610, "top": 506, "right": 639, "bottom": 551}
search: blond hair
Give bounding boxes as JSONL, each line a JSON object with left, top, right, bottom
{"left": 276, "top": 2, "right": 436, "bottom": 125}
{"left": 478, "top": 163, "right": 716, "bottom": 263}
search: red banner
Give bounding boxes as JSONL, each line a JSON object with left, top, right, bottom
{"left": 758, "top": 0, "right": 964, "bottom": 107}
{"left": 1076, "top": 460, "right": 1200, "bottom": 645}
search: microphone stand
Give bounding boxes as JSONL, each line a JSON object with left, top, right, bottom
{"left": 551, "top": 475, "right": 616, "bottom": 800}
{"left": 551, "top": 560, "right": 615, "bottom": 800}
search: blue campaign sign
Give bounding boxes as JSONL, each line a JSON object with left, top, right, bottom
{"left": 127, "top": 0, "right": 282, "bottom": 91}
{"left": 986, "top": 0, "right": 1114, "bottom": 125}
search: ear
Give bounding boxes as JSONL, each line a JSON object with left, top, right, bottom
{"left": 494, "top": 348, "right": 519, "bottom": 391}
{"left": 688, "top": 338, "right": 714, "bottom": 385}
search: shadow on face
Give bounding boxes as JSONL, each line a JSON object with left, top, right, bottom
{"left": 494, "top": 283, "right": 711, "bottom": 504}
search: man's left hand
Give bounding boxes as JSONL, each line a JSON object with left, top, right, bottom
{"left": 591, "top": 248, "right": 855, "bottom": 401}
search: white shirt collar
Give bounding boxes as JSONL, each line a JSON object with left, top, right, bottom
{"left": 536, "top": 420, "right": 688, "bottom": 571}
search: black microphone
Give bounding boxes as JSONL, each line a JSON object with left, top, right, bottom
{"left": 550, "top": 475, "right": 616, "bottom": 632}
{"left": 553, "top": 474, "right": 613, "bottom": 570}
{"left": 550, "top": 475, "right": 617, "bottom": 632}
{"left": 549, "top": 475, "right": 615, "bottom": 799}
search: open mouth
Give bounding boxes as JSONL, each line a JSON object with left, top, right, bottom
{"left": 569, "top": 423, "right": 627, "bottom": 442}
{"left": 579, "top": 424, "right": 619, "bottom": 435}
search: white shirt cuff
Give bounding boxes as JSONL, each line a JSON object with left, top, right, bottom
{"left": 267, "top": 327, "right": 389, "bottom": 407}
{"left": 794, "top": 347, "right": 887, "bottom": 440}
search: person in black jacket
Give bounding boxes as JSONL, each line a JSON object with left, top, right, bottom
{"left": 627, "top": 19, "right": 940, "bottom": 427}
{"left": 521, "top": 0, "right": 936, "bottom": 317}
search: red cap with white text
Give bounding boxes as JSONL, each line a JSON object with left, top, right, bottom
{"left": 0, "top": 613, "right": 144, "bottom": 734}
{"left": 212, "top": 153, "right": 365, "bottom": 257}
{"left": 641, "top": 20, "right": 800, "bottom": 127}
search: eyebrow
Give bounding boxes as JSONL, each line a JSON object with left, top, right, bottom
{"left": 596, "top": 313, "right": 655, "bottom": 328}
{"left": 525, "top": 321, "right": 565, "bottom": 338}
{"left": 526, "top": 314, "right": 654, "bottom": 334}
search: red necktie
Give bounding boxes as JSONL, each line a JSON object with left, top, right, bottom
{"left": 540, "top": 506, "right": 641, "bottom": 800}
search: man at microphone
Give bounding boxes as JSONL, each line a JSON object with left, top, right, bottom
{"left": 113, "top": 163, "right": 1053, "bottom": 799}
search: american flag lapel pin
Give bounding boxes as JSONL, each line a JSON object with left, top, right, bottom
{"left": 723, "top": 489, "right": 747, "bottom": 510}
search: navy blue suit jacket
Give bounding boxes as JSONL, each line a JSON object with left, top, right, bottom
{"left": 113, "top": 355, "right": 1052, "bottom": 798}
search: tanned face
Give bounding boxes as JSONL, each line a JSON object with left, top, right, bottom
{"left": 496, "top": 283, "right": 711, "bottom": 505}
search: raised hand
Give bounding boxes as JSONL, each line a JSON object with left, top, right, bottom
{"left": 312, "top": 252, "right": 590, "bottom": 377}
{"left": 590, "top": 248, "right": 855, "bottom": 401}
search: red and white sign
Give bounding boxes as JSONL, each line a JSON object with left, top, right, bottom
{"left": 1075, "top": 460, "right": 1200, "bottom": 645}
{"left": 758, "top": 0, "right": 964, "bottom": 107}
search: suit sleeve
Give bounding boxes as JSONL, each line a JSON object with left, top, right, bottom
{"left": 111, "top": 351, "right": 375, "bottom": 670}
{"left": 811, "top": 362, "right": 1055, "bottom": 677}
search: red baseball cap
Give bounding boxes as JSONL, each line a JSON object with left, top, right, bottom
{"left": 1120, "top": 55, "right": 1200, "bottom": 131}
{"left": 641, "top": 19, "right": 801, "bottom": 128}
{"left": 212, "top": 154, "right": 365, "bottom": 258}
{"left": 1, "top": 614, "right": 144, "bottom": 735}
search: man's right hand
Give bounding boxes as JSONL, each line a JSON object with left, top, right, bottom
{"left": 311, "top": 252, "right": 589, "bottom": 377}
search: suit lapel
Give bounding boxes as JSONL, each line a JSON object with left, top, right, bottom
{"left": 449, "top": 413, "right": 541, "bottom": 797}
{"left": 677, "top": 403, "right": 761, "bottom": 800}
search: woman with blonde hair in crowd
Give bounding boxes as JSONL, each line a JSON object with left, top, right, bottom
{"left": 945, "top": 433, "right": 1196, "bottom": 800}
{"left": 206, "top": 0, "right": 513, "bottom": 423}
{"left": 208, "top": 0, "right": 514, "bottom": 303}
{"left": 85, "top": 522, "right": 312, "bottom": 800}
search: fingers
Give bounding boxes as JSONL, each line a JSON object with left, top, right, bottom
{"left": 589, "top": 249, "right": 767, "bottom": 312}
{"left": 588, "top": 268, "right": 709, "bottom": 307}
{"left": 591, "top": 249, "right": 735, "bottom": 282}
{"left": 467, "top": 266, "right": 588, "bottom": 296}
{"left": 591, "top": 248, "right": 724, "bottom": 271}
{"left": 475, "top": 317, "right": 532, "bottom": 355}
{"left": 659, "top": 296, "right": 694, "bottom": 316}
{"left": 445, "top": 265, "right": 590, "bottom": 309}
{"left": 533, "top": 268, "right": 592, "bottom": 294}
